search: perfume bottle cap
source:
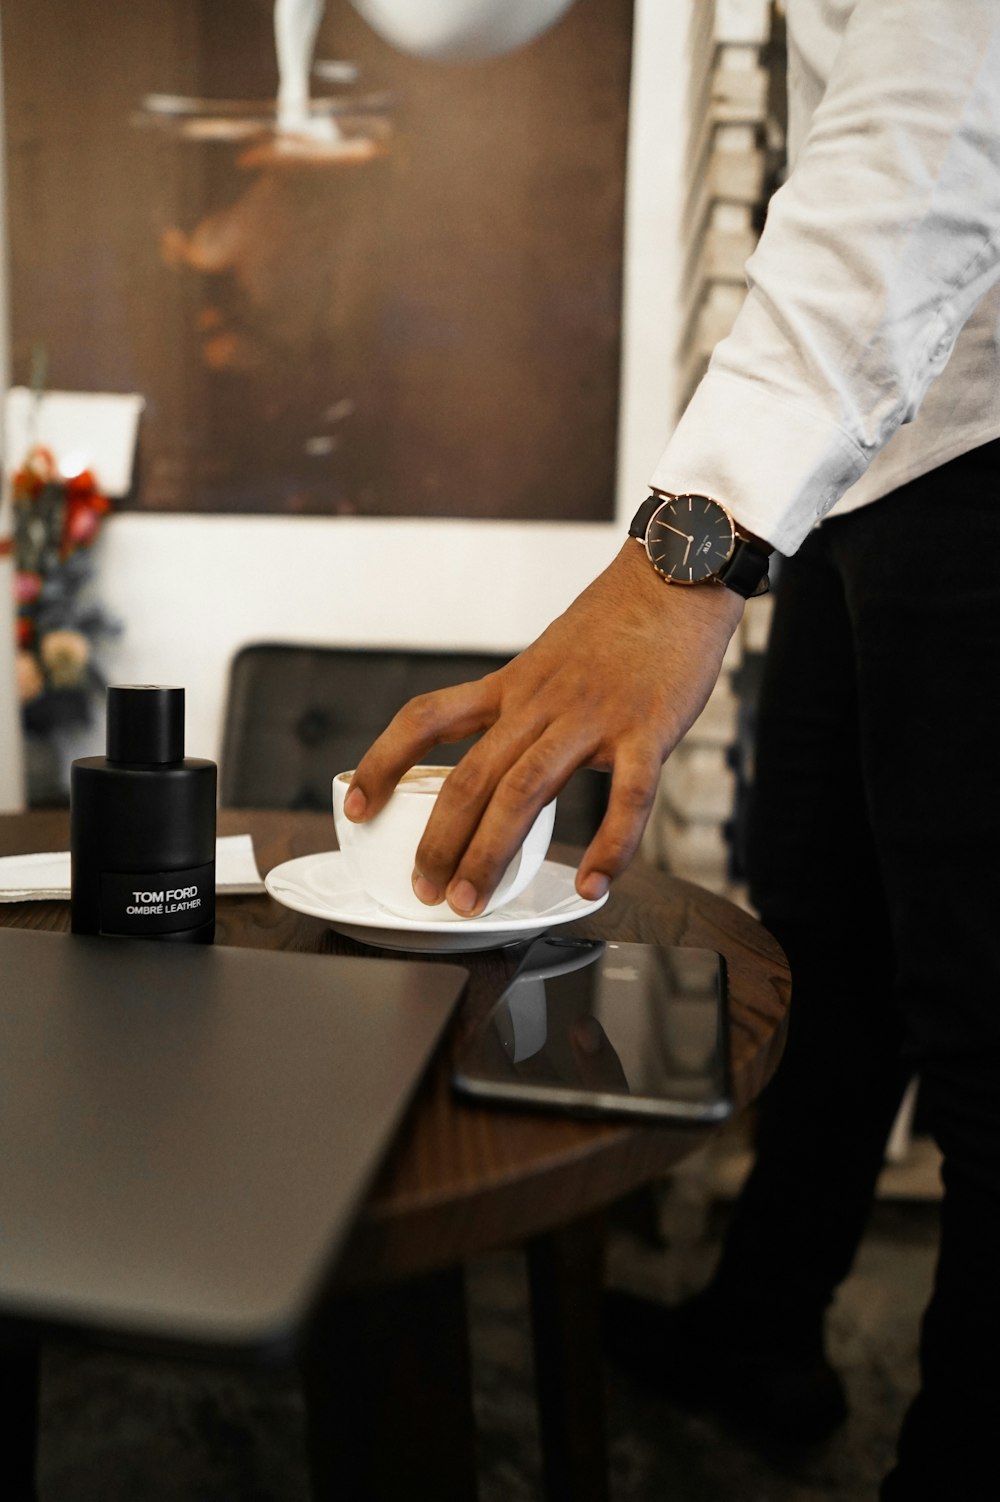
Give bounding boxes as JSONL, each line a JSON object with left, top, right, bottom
{"left": 106, "top": 685, "right": 185, "bottom": 765}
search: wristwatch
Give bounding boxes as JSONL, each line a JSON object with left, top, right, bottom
{"left": 628, "top": 491, "right": 772, "bottom": 599}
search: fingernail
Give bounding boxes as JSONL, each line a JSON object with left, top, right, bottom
{"left": 448, "top": 879, "right": 479, "bottom": 916}
{"left": 344, "top": 787, "right": 367, "bottom": 820}
{"left": 580, "top": 871, "right": 610, "bottom": 902}
{"left": 412, "top": 873, "right": 443, "bottom": 906}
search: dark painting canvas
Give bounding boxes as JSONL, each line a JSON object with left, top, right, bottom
{"left": 3, "top": 0, "right": 632, "bottom": 521}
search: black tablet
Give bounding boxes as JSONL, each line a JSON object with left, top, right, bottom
{"left": 453, "top": 936, "right": 732, "bottom": 1125}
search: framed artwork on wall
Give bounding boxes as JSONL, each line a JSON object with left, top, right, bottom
{"left": 3, "top": 0, "right": 633, "bottom": 521}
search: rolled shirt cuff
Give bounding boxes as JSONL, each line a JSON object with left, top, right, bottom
{"left": 649, "top": 368, "right": 869, "bottom": 557}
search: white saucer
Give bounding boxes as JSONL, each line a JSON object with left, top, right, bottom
{"left": 264, "top": 851, "right": 608, "bottom": 953}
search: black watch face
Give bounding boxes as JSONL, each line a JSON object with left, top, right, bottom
{"left": 645, "top": 494, "right": 735, "bottom": 584}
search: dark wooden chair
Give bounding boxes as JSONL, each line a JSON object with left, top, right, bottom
{"left": 220, "top": 641, "right": 609, "bottom": 847}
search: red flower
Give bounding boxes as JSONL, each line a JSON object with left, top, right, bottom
{"left": 17, "top": 616, "right": 35, "bottom": 649}
{"left": 64, "top": 466, "right": 102, "bottom": 499}
{"left": 12, "top": 445, "right": 57, "bottom": 501}
{"left": 60, "top": 469, "right": 110, "bottom": 556}
{"left": 63, "top": 499, "right": 103, "bottom": 551}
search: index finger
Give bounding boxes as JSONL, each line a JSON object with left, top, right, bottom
{"left": 345, "top": 672, "right": 503, "bottom": 821}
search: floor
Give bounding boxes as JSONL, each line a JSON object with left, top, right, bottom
{"left": 474, "top": 1164, "right": 939, "bottom": 1502}
{"left": 34, "top": 1141, "right": 939, "bottom": 1501}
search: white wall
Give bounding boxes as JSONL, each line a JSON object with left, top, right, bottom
{"left": 76, "top": 0, "right": 695, "bottom": 769}
{"left": 0, "top": 10, "right": 25, "bottom": 810}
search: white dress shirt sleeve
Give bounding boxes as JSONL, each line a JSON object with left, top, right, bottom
{"left": 649, "top": 0, "right": 1000, "bottom": 556}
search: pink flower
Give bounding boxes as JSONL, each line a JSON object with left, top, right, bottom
{"left": 14, "top": 571, "right": 42, "bottom": 605}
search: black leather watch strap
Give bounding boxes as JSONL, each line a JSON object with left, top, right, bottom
{"left": 628, "top": 494, "right": 661, "bottom": 540}
{"left": 717, "top": 540, "right": 771, "bottom": 598}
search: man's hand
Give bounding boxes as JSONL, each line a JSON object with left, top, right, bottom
{"left": 345, "top": 541, "right": 745, "bottom": 916}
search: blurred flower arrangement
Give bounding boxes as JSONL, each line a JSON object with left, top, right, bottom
{"left": 11, "top": 443, "right": 120, "bottom": 736}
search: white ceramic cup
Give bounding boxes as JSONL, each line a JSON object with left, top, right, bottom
{"left": 332, "top": 765, "right": 556, "bottom": 921}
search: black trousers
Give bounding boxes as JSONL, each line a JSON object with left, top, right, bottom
{"left": 721, "top": 438, "right": 1000, "bottom": 1501}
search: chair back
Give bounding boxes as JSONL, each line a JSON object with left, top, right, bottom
{"left": 220, "top": 642, "right": 607, "bottom": 845}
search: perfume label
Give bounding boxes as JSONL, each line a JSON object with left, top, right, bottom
{"left": 99, "top": 863, "right": 215, "bottom": 936}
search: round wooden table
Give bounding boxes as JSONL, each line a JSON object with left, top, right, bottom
{"left": 0, "top": 807, "right": 790, "bottom": 1502}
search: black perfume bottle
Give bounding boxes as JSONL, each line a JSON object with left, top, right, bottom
{"left": 70, "top": 685, "right": 217, "bottom": 942}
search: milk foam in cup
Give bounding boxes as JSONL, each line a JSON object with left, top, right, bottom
{"left": 332, "top": 765, "right": 556, "bottom": 921}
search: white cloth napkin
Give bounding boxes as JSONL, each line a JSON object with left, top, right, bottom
{"left": 0, "top": 834, "right": 265, "bottom": 902}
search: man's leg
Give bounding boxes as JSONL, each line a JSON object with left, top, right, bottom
{"left": 605, "top": 522, "right": 910, "bottom": 1442}
{"left": 824, "top": 446, "right": 1000, "bottom": 1501}
{"left": 608, "top": 440, "right": 1000, "bottom": 1484}
{"left": 716, "top": 521, "right": 912, "bottom": 1332}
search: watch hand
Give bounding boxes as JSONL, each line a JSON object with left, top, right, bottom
{"left": 683, "top": 536, "right": 692, "bottom": 566}
{"left": 655, "top": 523, "right": 692, "bottom": 542}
